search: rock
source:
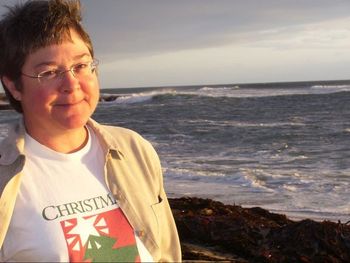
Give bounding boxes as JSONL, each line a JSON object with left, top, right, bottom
{"left": 0, "top": 93, "right": 11, "bottom": 110}
{"left": 181, "top": 242, "right": 248, "bottom": 263}
{"left": 200, "top": 208, "right": 213, "bottom": 216}
{"left": 169, "top": 197, "right": 350, "bottom": 262}
{"left": 99, "top": 94, "right": 120, "bottom": 102}
{"left": 0, "top": 104, "right": 12, "bottom": 110}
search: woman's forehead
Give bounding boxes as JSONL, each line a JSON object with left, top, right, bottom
{"left": 24, "top": 32, "right": 92, "bottom": 68}
{"left": 29, "top": 29, "right": 91, "bottom": 58}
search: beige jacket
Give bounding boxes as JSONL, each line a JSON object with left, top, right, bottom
{"left": 0, "top": 118, "right": 181, "bottom": 262}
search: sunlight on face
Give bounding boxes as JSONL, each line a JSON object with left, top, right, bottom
{"left": 19, "top": 29, "right": 100, "bottom": 137}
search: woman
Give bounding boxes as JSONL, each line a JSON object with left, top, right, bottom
{"left": 0, "top": 0, "right": 181, "bottom": 262}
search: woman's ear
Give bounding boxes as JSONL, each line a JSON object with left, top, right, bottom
{"left": 1, "top": 76, "right": 22, "bottom": 101}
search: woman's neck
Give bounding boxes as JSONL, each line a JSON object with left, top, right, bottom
{"left": 25, "top": 125, "right": 89, "bottom": 154}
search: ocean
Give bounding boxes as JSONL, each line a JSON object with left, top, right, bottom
{"left": 1, "top": 80, "right": 350, "bottom": 222}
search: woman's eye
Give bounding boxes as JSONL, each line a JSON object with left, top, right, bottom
{"left": 38, "top": 70, "right": 58, "bottom": 79}
{"left": 75, "top": 63, "right": 88, "bottom": 70}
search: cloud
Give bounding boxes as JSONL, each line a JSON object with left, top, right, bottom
{"left": 246, "top": 17, "right": 350, "bottom": 50}
{"left": 1, "top": 0, "right": 350, "bottom": 89}
{"left": 82, "top": 0, "right": 350, "bottom": 60}
{"left": 1, "top": 0, "right": 350, "bottom": 59}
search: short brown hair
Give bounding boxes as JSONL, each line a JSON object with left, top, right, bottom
{"left": 0, "top": 0, "right": 94, "bottom": 113}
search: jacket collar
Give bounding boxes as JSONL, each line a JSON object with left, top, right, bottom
{"left": 0, "top": 118, "right": 124, "bottom": 166}
{"left": 87, "top": 118, "right": 124, "bottom": 159}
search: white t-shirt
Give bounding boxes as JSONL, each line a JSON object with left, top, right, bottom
{"left": 0, "top": 127, "right": 153, "bottom": 262}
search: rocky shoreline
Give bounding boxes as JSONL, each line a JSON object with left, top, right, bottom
{"left": 169, "top": 197, "right": 350, "bottom": 262}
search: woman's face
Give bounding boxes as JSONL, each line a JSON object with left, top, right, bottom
{"left": 10, "top": 29, "right": 100, "bottom": 137}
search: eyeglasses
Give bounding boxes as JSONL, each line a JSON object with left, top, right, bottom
{"left": 21, "top": 59, "right": 99, "bottom": 86}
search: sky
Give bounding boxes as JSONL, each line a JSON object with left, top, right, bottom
{"left": 1, "top": 0, "right": 350, "bottom": 90}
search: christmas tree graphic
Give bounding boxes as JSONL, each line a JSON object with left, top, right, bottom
{"left": 84, "top": 235, "right": 139, "bottom": 262}
{"left": 60, "top": 208, "right": 140, "bottom": 262}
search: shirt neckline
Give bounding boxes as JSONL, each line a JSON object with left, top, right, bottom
{"left": 24, "top": 127, "right": 93, "bottom": 161}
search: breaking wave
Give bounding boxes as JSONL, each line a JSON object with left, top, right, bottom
{"left": 99, "top": 83, "right": 350, "bottom": 105}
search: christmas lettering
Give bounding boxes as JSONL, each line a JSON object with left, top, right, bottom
{"left": 42, "top": 193, "right": 117, "bottom": 221}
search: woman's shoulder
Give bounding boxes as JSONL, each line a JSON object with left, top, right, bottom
{"left": 100, "top": 124, "right": 147, "bottom": 144}
{"left": 88, "top": 119, "right": 159, "bottom": 158}
{"left": 102, "top": 124, "right": 140, "bottom": 136}
{"left": 89, "top": 120, "right": 154, "bottom": 149}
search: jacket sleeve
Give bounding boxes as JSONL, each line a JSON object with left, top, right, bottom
{"left": 145, "top": 139, "right": 182, "bottom": 262}
{"left": 100, "top": 124, "right": 182, "bottom": 261}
